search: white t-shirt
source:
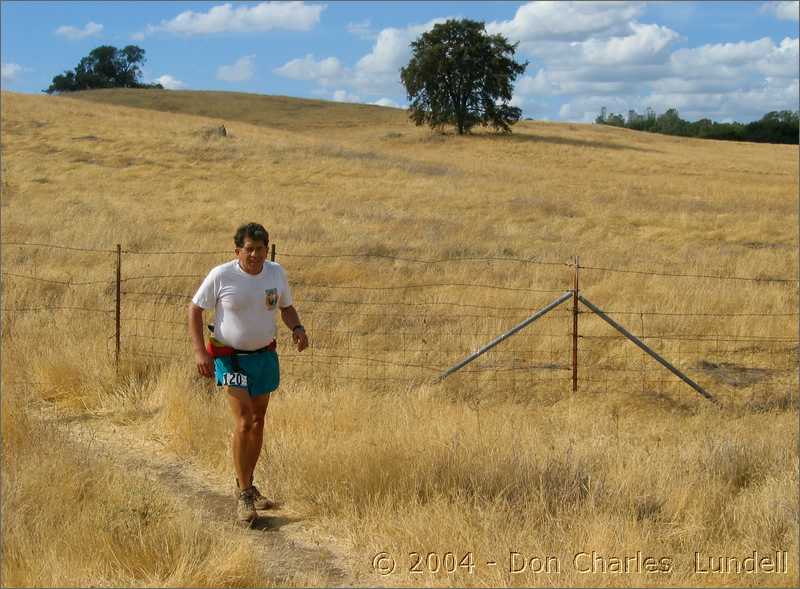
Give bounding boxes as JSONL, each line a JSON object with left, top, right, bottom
{"left": 191, "top": 260, "right": 293, "bottom": 351}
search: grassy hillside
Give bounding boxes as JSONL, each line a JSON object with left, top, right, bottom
{"left": 1, "top": 89, "right": 798, "bottom": 587}
{"left": 6, "top": 89, "right": 798, "bottom": 266}
{"left": 70, "top": 88, "right": 406, "bottom": 132}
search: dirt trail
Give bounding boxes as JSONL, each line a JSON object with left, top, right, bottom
{"left": 44, "top": 410, "right": 370, "bottom": 587}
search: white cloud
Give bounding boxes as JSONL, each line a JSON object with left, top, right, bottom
{"left": 515, "top": 69, "right": 560, "bottom": 96}
{"left": 332, "top": 89, "right": 360, "bottom": 102}
{"left": 143, "top": 1, "right": 325, "bottom": 36}
{"left": 153, "top": 74, "right": 186, "bottom": 89}
{"left": 273, "top": 54, "right": 344, "bottom": 81}
{"left": 510, "top": 23, "right": 680, "bottom": 74}
{"left": 216, "top": 55, "right": 256, "bottom": 82}
{"left": 274, "top": 17, "right": 448, "bottom": 99}
{"left": 504, "top": 2, "right": 797, "bottom": 123}
{"left": 645, "top": 78, "right": 799, "bottom": 121}
{"left": 130, "top": 31, "right": 145, "bottom": 41}
{"left": 1, "top": 62, "right": 24, "bottom": 82}
{"left": 762, "top": 1, "right": 799, "bottom": 21}
{"left": 354, "top": 27, "right": 410, "bottom": 75}
{"left": 514, "top": 56, "right": 667, "bottom": 101}
{"left": 349, "top": 17, "right": 449, "bottom": 95}
{"left": 347, "top": 19, "right": 376, "bottom": 40}
{"left": 55, "top": 21, "right": 103, "bottom": 40}
{"left": 489, "top": 4, "right": 680, "bottom": 111}
{"left": 371, "top": 97, "right": 401, "bottom": 108}
{"left": 671, "top": 37, "right": 775, "bottom": 69}
{"left": 575, "top": 22, "right": 681, "bottom": 65}
{"left": 562, "top": 64, "right": 668, "bottom": 84}
{"left": 486, "top": 1, "right": 645, "bottom": 44}
{"left": 552, "top": 76, "right": 641, "bottom": 95}
{"left": 649, "top": 77, "right": 744, "bottom": 95}
{"left": 756, "top": 37, "right": 800, "bottom": 77}
{"left": 355, "top": 19, "right": 446, "bottom": 76}
{"left": 509, "top": 94, "right": 526, "bottom": 109}
{"left": 669, "top": 37, "right": 799, "bottom": 79}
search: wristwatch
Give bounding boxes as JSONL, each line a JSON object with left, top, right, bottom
{"left": 292, "top": 324, "right": 305, "bottom": 333}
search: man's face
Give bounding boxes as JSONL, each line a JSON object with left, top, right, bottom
{"left": 236, "top": 236, "right": 268, "bottom": 275}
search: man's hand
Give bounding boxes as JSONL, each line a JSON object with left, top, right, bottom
{"left": 293, "top": 327, "right": 309, "bottom": 352}
{"left": 195, "top": 349, "right": 214, "bottom": 378}
{"left": 281, "top": 306, "right": 308, "bottom": 352}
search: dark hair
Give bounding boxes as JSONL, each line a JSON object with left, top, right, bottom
{"left": 234, "top": 222, "right": 269, "bottom": 248}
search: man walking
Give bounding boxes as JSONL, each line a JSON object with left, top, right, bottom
{"left": 188, "top": 222, "right": 309, "bottom": 525}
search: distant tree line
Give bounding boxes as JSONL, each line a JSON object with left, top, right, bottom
{"left": 45, "top": 45, "right": 163, "bottom": 94}
{"left": 596, "top": 107, "right": 799, "bottom": 144}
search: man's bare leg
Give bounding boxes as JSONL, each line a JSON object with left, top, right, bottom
{"left": 226, "top": 386, "right": 256, "bottom": 491}
{"left": 246, "top": 394, "right": 270, "bottom": 484}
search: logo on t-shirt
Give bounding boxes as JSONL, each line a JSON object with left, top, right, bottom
{"left": 265, "top": 288, "right": 278, "bottom": 308}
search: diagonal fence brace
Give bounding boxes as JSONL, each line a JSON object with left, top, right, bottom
{"left": 578, "top": 294, "right": 716, "bottom": 403}
{"left": 435, "top": 291, "right": 573, "bottom": 383}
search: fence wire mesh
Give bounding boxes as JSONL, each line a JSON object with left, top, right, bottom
{"left": 1, "top": 240, "right": 797, "bottom": 407}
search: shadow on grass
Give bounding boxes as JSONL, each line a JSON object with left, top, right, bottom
{"left": 477, "top": 132, "right": 663, "bottom": 153}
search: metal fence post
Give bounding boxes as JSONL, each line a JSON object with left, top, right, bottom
{"left": 115, "top": 244, "right": 121, "bottom": 371}
{"left": 572, "top": 256, "right": 579, "bottom": 392}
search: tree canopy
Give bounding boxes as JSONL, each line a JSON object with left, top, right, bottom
{"left": 400, "top": 19, "right": 527, "bottom": 135}
{"left": 45, "top": 45, "right": 163, "bottom": 94}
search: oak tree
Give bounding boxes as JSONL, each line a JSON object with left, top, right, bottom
{"left": 401, "top": 19, "right": 527, "bottom": 134}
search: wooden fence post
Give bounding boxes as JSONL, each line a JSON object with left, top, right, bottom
{"left": 115, "top": 244, "right": 121, "bottom": 371}
{"left": 270, "top": 243, "right": 276, "bottom": 262}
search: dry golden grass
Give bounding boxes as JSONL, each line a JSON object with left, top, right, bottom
{"left": 0, "top": 382, "right": 270, "bottom": 587}
{"left": 1, "top": 88, "right": 798, "bottom": 587}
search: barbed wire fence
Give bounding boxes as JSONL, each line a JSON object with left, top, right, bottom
{"left": 1, "top": 240, "right": 798, "bottom": 408}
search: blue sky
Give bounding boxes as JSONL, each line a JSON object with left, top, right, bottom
{"left": 2, "top": 1, "right": 798, "bottom": 122}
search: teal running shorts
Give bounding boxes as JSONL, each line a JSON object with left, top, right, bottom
{"left": 214, "top": 350, "right": 280, "bottom": 397}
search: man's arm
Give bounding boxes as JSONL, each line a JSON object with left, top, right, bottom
{"left": 188, "top": 303, "right": 214, "bottom": 377}
{"left": 280, "top": 305, "right": 309, "bottom": 352}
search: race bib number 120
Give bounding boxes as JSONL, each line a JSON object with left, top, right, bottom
{"left": 223, "top": 372, "right": 248, "bottom": 387}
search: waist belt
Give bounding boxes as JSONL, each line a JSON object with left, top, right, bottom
{"left": 207, "top": 336, "right": 276, "bottom": 379}
{"left": 207, "top": 337, "right": 276, "bottom": 358}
